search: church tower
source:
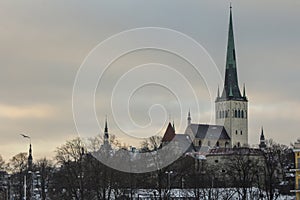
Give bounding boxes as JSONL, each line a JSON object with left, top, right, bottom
{"left": 215, "top": 6, "right": 248, "bottom": 147}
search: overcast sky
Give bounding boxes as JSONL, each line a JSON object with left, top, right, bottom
{"left": 0, "top": 0, "right": 299, "bottom": 161}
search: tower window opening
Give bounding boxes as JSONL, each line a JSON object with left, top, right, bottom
{"left": 235, "top": 110, "right": 238, "bottom": 118}
{"left": 225, "top": 111, "right": 228, "bottom": 118}
{"left": 199, "top": 140, "right": 202, "bottom": 147}
{"left": 238, "top": 110, "right": 241, "bottom": 118}
{"left": 240, "top": 130, "right": 242, "bottom": 135}
{"left": 208, "top": 141, "right": 211, "bottom": 147}
{"left": 216, "top": 141, "right": 220, "bottom": 147}
{"left": 236, "top": 130, "right": 238, "bottom": 135}
{"left": 241, "top": 110, "right": 244, "bottom": 118}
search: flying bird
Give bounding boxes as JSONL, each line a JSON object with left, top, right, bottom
{"left": 20, "top": 134, "right": 30, "bottom": 139}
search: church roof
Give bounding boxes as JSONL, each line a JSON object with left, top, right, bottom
{"left": 186, "top": 124, "right": 231, "bottom": 140}
{"left": 173, "top": 134, "right": 196, "bottom": 153}
{"left": 217, "top": 6, "right": 247, "bottom": 102}
{"left": 162, "top": 122, "right": 176, "bottom": 142}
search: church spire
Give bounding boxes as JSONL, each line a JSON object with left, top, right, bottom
{"left": 259, "top": 127, "right": 267, "bottom": 149}
{"left": 104, "top": 116, "right": 109, "bottom": 144}
{"left": 28, "top": 143, "right": 33, "bottom": 171}
{"left": 220, "top": 5, "right": 244, "bottom": 100}
{"left": 187, "top": 109, "right": 191, "bottom": 126}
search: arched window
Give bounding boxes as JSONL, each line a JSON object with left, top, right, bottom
{"left": 238, "top": 110, "right": 241, "bottom": 118}
{"left": 225, "top": 111, "right": 228, "bottom": 118}
{"left": 240, "top": 130, "right": 243, "bottom": 135}
{"left": 225, "top": 142, "right": 229, "bottom": 148}
{"left": 199, "top": 140, "right": 202, "bottom": 147}
{"left": 235, "top": 110, "right": 238, "bottom": 118}
{"left": 241, "top": 110, "right": 244, "bottom": 118}
{"left": 216, "top": 141, "right": 220, "bottom": 147}
{"left": 236, "top": 130, "right": 238, "bottom": 135}
{"left": 237, "top": 142, "right": 240, "bottom": 147}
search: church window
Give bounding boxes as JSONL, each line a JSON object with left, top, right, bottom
{"left": 236, "top": 130, "right": 238, "bottom": 135}
{"left": 241, "top": 110, "right": 244, "bottom": 118}
{"left": 208, "top": 141, "right": 211, "bottom": 147}
{"left": 237, "top": 142, "right": 240, "bottom": 147}
{"left": 199, "top": 140, "right": 202, "bottom": 147}
{"left": 225, "top": 142, "right": 229, "bottom": 148}
{"left": 216, "top": 141, "right": 220, "bottom": 147}
{"left": 235, "top": 110, "right": 238, "bottom": 118}
{"left": 225, "top": 111, "right": 228, "bottom": 118}
{"left": 238, "top": 110, "right": 241, "bottom": 118}
{"left": 240, "top": 130, "right": 242, "bottom": 135}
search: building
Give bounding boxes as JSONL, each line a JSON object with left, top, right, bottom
{"left": 291, "top": 141, "right": 300, "bottom": 199}
{"left": 168, "top": 6, "right": 249, "bottom": 150}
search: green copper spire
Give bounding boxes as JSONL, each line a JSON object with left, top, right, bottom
{"left": 220, "top": 5, "right": 244, "bottom": 100}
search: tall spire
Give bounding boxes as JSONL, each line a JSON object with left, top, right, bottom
{"left": 220, "top": 5, "right": 244, "bottom": 100}
{"left": 187, "top": 109, "right": 191, "bottom": 126}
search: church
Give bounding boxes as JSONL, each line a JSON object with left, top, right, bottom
{"left": 162, "top": 6, "right": 265, "bottom": 153}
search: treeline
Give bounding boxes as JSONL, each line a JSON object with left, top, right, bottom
{"left": 0, "top": 136, "right": 296, "bottom": 200}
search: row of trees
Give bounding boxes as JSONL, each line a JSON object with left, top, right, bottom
{"left": 0, "top": 137, "right": 295, "bottom": 200}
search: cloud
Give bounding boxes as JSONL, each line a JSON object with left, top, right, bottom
{"left": 0, "top": 103, "right": 56, "bottom": 119}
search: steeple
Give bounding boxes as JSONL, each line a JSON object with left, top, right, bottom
{"left": 172, "top": 120, "right": 175, "bottom": 133}
{"left": 104, "top": 116, "right": 109, "bottom": 144}
{"left": 28, "top": 143, "right": 33, "bottom": 171}
{"left": 259, "top": 127, "right": 267, "bottom": 149}
{"left": 187, "top": 110, "right": 191, "bottom": 126}
{"left": 218, "top": 5, "right": 245, "bottom": 101}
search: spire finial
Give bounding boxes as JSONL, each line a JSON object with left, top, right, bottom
{"left": 230, "top": 2, "right": 232, "bottom": 10}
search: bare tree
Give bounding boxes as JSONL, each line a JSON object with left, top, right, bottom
{"left": 7, "top": 152, "right": 28, "bottom": 199}
{"left": 35, "top": 158, "right": 53, "bottom": 200}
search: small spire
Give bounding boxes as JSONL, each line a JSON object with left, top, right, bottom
{"left": 261, "top": 126, "right": 265, "bottom": 139}
{"left": 104, "top": 115, "right": 108, "bottom": 134}
{"left": 217, "top": 85, "right": 220, "bottom": 98}
{"left": 104, "top": 116, "right": 109, "bottom": 143}
{"left": 259, "top": 126, "right": 266, "bottom": 149}
{"left": 28, "top": 143, "right": 33, "bottom": 170}
{"left": 172, "top": 120, "right": 175, "bottom": 133}
{"left": 187, "top": 109, "right": 191, "bottom": 126}
{"left": 243, "top": 83, "right": 246, "bottom": 97}
{"left": 230, "top": 2, "right": 232, "bottom": 10}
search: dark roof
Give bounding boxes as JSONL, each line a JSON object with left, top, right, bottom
{"left": 173, "top": 134, "right": 196, "bottom": 153}
{"left": 185, "top": 124, "right": 231, "bottom": 140}
{"left": 207, "top": 147, "right": 264, "bottom": 156}
{"left": 162, "top": 123, "right": 175, "bottom": 142}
